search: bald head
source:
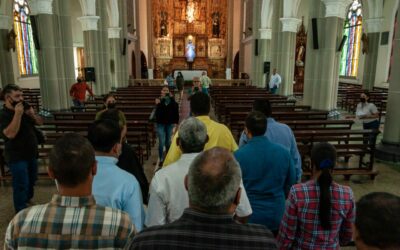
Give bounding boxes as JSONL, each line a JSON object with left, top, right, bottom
{"left": 187, "top": 147, "right": 242, "bottom": 213}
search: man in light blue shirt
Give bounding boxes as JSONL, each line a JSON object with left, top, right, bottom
{"left": 239, "top": 99, "right": 302, "bottom": 182}
{"left": 88, "top": 119, "right": 145, "bottom": 232}
{"left": 234, "top": 112, "right": 296, "bottom": 234}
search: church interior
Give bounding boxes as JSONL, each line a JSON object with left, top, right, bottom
{"left": 0, "top": 0, "right": 400, "bottom": 248}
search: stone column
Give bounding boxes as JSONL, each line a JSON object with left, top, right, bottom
{"left": 362, "top": 18, "right": 383, "bottom": 90}
{"left": 270, "top": 0, "right": 281, "bottom": 78}
{"left": 226, "top": 0, "right": 234, "bottom": 72}
{"left": 376, "top": 3, "right": 400, "bottom": 162}
{"left": 134, "top": 0, "right": 141, "bottom": 80}
{"left": 0, "top": 15, "right": 15, "bottom": 86}
{"left": 119, "top": 0, "right": 129, "bottom": 86}
{"left": 97, "top": 0, "right": 110, "bottom": 93}
{"left": 31, "top": 0, "right": 74, "bottom": 111}
{"left": 255, "top": 0, "right": 273, "bottom": 87}
{"left": 303, "top": 0, "right": 351, "bottom": 112}
{"left": 278, "top": 18, "right": 301, "bottom": 95}
{"left": 54, "top": 0, "right": 76, "bottom": 109}
{"left": 108, "top": 27, "right": 122, "bottom": 88}
{"left": 78, "top": 0, "right": 102, "bottom": 94}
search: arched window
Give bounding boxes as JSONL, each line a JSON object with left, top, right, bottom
{"left": 13, "top": 0, "right": 39, "bottom": 76}
{"left": 339, "top": 0, "right": 362, "bottom": 77}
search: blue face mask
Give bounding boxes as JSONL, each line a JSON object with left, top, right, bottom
{"left": 163, "top": 95, "right": 171, "bottom": 105}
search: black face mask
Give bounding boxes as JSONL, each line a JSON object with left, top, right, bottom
{"left": 107, "top": 102, "right": 116, "bottom": 109}
{"left": 360, "top": 98, "right": 366, "bottom": 103}
{"left": 9, "top": 97, "right": 21, "bottom": 107}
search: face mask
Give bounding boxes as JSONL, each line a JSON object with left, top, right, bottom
{"left": 164, "top": 95, "right": 171, "bottom": 105}
{"left": 107, "top": 102, "right": 116, "bottom": 109}
{"left": 9, "top": 97, "right": 20, "bottom": 107}
{"left": 360, "top": 98, "right": 366, "bottom": 103}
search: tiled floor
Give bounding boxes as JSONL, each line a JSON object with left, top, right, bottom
{"left": 1, "top": 94, "right": 399, "bottom": 248}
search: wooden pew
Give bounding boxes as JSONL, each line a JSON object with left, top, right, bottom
{"left": 294, "top": 129, "right": 380, "bottom": 180}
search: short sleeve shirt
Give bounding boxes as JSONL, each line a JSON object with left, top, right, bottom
{"left": 0, "top": 106, "right": 38, "bottom": 162}
{"left": 356, "top": 102, "right": 378, "bottom": 123}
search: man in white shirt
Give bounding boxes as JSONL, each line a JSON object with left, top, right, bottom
{"left": 146, "top": 117, "right": 253, "bottom": 227}
{"left": 269, "top": 68, "right": 281, "bottom": 94}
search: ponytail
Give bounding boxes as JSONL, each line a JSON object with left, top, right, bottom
{"left": 318, "top": 167, "right": 333, "bottom": 230}
{"left": 311, "top": 143, "right": 336, "bottom": 231}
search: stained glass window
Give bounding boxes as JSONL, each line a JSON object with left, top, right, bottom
{"left": 339, "top": 0, "right": 362, "bottom": 77}
{"left": 13, "top": 0, "right": 39, "bottom": 76}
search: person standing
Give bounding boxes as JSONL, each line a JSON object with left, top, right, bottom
{"left": 199, "top": 71, "right": 212, "bottom": 95}
{"left": 88, "top": 119, "right": 145, "bottom": 232}
{"left": 176, "top": 72, "right": 184, "bottom": 101}
{"left": 4, "top": 133, "right": 135, "bottom": 249}
{"left": 239, "top": 99, "right": 302, "bottom": 182}
{"left": 155, "top": 86, "right": 179, "bottom": 165}
{"left": 269, "top": 68, "right": 281, "bottom": 94}
{"left": 164, "top": 72, "right": 175, "bottom": 91}
{"left": 130, "top": 148, "right": 277, "bottom": 250}
{"left": 234, "top": 112, "right": 296, "bottom": 235}
{"left": 69, "top": 76, "right": 94, "bottom": 107}
{"left": 277, "top": 142, "right": 355, "bottom": 249}
{"left": 0, "top": 84, "right": 43, "bottom": 213}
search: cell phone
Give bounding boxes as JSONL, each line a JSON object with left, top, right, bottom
{"left": 22, "top": 101, "right": 31, "bottom": 111}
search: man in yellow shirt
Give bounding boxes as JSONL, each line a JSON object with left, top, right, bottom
{"left": 163, "top": 92, "right": 238, "bottom": 166}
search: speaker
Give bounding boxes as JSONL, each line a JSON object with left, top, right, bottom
{"left": 338, "top": 35, "right": 347, "bottom": 52}
{"left": 84, "top": 67, "right": 96, "bottom": 82}
{"left": 122, "top": 38, "right": 127, "bottom": 55}
{"left": 30, "top": 16, "right": 40, "bottom": 50}
{"left": 264, "top": 61, "right": 271, "bottom": 74}
{"left": 312, "top": 18, "right": 319, "bottom": 49}
{"left": 255, "top": 39, "right": 259, "bottom": 56}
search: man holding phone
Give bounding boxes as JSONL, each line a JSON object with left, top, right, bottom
{"left": 0, "top": 84, "right": 43, "bottom": 212}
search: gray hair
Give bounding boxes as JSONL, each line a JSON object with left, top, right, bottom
{"left": 188, "top": 147, "right": 242, "bottom": 212}
{"left": 178, "top": 117, "right": 208, "bottom": 153}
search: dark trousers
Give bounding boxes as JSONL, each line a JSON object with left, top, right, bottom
{"left": 9, "top": 159, "right": 38, "bottom": 212}
{"left": 363, "top": 120, "right": 380, "bottom": 144}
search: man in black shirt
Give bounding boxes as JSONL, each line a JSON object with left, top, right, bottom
{"left": 130, "top": 147, "right": 278, "bottom": 250}
{"left": 0, "top": 84, "right": 43, "bottom": 212}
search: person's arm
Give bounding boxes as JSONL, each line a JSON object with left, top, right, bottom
{"left": 339, "top": 189, "right": 356, "bottom": 246}
{"left": 25, "top": 107, "right": 43, "bottom": 126}
{"left": 69, "top": 84, "right": 75, "bottom": 97}
{"left": 2, "top": 103, "right": 24, "bottom": 139}
{"left": 124, "top": 179, "right": 145, "bottom": 232}
{"left": 289, "top": 130, "right": 302, "bottom": 182}
{"left": 238, "top": 131, "right": 248, "bottom": 148}
{"left": 284, "top": 152, "right": 296, "bottom": 197}
{"left": 276, "top": 188, "right": 298, "bottom": 249}
{"left": 4, "top": 217, "right": 16, "bottom": 250}
{"left": 234, "top": 180, "right": 252, "bottom": 221}
{"left": 145, "top": 176, "right": 168, "bottom": 227}
{"left": 163, "top": 132, "right": 182, "bottom": 166}
{"left": 86, "top": 83, "right": 94, "bottom": 97}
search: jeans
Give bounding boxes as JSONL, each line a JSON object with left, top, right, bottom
{"left": 9, "top": 159, "right": 38, "bottom": 212}
{"left": 157, "top": 123, "right": 174, "bottom": 161}
{"left": 72, "top": 99, "right": 84, "bottom": 107}
{"left": 202, "top": 87, "right": 209, "bottom": 95}
{"left": 270, "top": 86, "right": 278, "bottom": 94}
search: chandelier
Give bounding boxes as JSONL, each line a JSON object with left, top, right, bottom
{"left": 186, "top": 0, "right": 195, "bottom": 23}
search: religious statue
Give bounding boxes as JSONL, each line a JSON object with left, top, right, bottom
{"left": 296, "top": 44, "right": 305, "bottom": 67}
{"left": 361, "top": 33, "right": 369, "bottom": 54}
{"left": 185, "top": 40, "right": 196, "bottom": 62}
{"left": 7, "top": 29, "right": 17, "bottom": 52}
{"left": 160, "top": 11, "right": 168, "bottom": 37}
{"left": 212, "top": 12, "right": 220, "bottom": 37}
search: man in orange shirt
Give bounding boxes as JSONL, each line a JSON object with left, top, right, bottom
{"left": 69, "top": 77, "right": 94, "bottom": 107}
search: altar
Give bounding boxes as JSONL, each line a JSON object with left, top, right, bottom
{"left": 151, "top": 0, "right": 228, "bottom": 79}
{"left": 173, "top": 70, "right": 205, "bottom": 80}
